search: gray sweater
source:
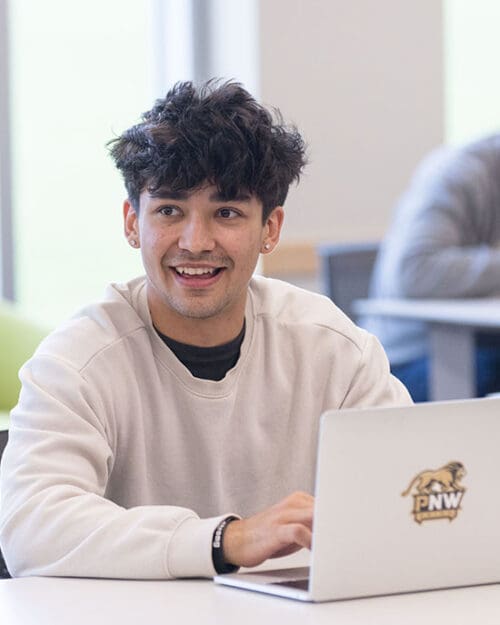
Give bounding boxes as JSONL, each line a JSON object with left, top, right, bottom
{"left": 363, "top": 134, "right": 500, "bottom": 365}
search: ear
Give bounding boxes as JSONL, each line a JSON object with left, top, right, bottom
{"left": 261, "top": 206, "right": 284, "bottom": 254}
{"left": 123, "top": 199, "right": 140, "bottom": 247}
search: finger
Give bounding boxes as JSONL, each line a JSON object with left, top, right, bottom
{"left": 275, "top": 504, "right": 314, "bottom": 528}
{"left": 270, "top": 544, "right": 305, "bottom": 559}
{"left": 275, "top": 523, "right": 312, "bottom": 551}
{"left": 283, "top": 491, "right": 315, "bottom": 507}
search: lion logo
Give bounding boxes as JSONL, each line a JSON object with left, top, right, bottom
{"left": 402, "top": 461, "right": 466, "bottom": 524}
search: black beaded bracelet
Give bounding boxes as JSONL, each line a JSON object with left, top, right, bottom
{"left": 212, "top": 516, "right": 240, "bottom": 574}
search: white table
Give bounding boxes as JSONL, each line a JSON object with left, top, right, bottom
{"left": 1, "top": 575, "right": 500, "bottom": 625}
{"left": 354, "top": 298, "right": 500, "bottom": 401}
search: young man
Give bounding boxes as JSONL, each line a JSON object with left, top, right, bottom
{"left": 0, "top": 81, "right": 411, "bottom": 579}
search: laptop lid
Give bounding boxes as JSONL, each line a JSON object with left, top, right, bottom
{"left": 309, "top": 397, "right": 500, "bottom": 600}
{"left": 216, "top": 398, "right": 500, "bottom": 601}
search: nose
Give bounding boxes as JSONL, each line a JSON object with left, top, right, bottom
{"left": 178, "top": 214, "right": 216, "bottom": 254}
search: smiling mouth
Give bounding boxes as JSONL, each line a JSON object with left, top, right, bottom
{"left": 173, "top": 266, "right": 224, "bottom": 278}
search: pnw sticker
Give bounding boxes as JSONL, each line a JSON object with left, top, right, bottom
{"left": 401, "top": 461, "right": 466, "bottom": 524}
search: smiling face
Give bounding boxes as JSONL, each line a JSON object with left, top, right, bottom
{"left": 124, "top": 184, "right": 284, "bottom": 346}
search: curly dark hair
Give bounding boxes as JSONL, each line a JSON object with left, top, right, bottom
{"left": 108, "top": 80, "right": 307, "bottom": 221}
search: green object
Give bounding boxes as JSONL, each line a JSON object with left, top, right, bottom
{"left": 0, "top": 301, "right": 47, "bottom": 419}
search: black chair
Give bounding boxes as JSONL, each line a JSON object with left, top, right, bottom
{"left": 316, "top": 242, "right": 379, "bottom": 321}
{"left": 0, "top": 429, "right": 11, "bottom": 577}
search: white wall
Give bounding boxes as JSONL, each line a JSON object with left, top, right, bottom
{"left": 259, "top": 0, "right": 444, "bottom": 244}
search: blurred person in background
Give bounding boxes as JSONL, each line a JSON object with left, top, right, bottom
{"left": 363, "top": 133, "right": 500, "bottom": 402}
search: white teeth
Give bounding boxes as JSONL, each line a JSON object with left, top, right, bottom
{"left": 175, "top": 267, "right": 216, "bottom": 276}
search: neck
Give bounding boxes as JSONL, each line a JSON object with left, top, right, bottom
{"left": 148, "top": 293, "right": 247, "bottom": 347}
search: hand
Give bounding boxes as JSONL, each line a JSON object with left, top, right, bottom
{"left": 222, "top": 491, "right": 314, "bottom": 568}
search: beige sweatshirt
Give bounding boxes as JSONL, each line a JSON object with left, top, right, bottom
{"left": 0, "top": 276, "right": 411, "bottom": 578}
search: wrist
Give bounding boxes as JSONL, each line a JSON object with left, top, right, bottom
{"left": 212, "top": 516, "right": 240, "bottom": 574}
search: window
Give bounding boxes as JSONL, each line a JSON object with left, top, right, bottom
{"left": 445, "top": 0, "right": 500, "bottom": 143}
{"left": 8, "top": 0, "right": 152, "bottom": 325}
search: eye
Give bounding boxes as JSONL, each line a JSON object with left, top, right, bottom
{"left": 217, "top": 207, "right": 240, "bottom": 219}
{"left": 158, "top": 205, "right": 181, "bottom": 217}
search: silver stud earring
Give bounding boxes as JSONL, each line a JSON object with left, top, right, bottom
{"left": 263, "top": 243, "right": 271, "bottom": 251}
{"left": 129, "top": 239, "right": 138, "bottom": 247}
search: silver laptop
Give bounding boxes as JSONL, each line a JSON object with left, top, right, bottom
{"left": 215, "top": 397, "right": 500, "bottom": 601}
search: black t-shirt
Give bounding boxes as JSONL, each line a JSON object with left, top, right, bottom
{"left": 156, "top": 322, "right": 246, "bottom": 381}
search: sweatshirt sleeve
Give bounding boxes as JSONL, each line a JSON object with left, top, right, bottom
{"left": 0, "top": 355, "right": 224, "bottom": 579}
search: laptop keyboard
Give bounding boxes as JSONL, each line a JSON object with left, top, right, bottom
{"left": 271, "top": 578, "right": 310, "bottom": 591}
{"left": 262, "top": 567, "right": 310, "bottom": 591}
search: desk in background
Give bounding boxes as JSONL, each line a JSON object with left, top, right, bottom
{"left": 354, "top": 298, "right": 500, "bottom": 401}
{"left": 0, "top": 576, "right": 499, "bottom": 625}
